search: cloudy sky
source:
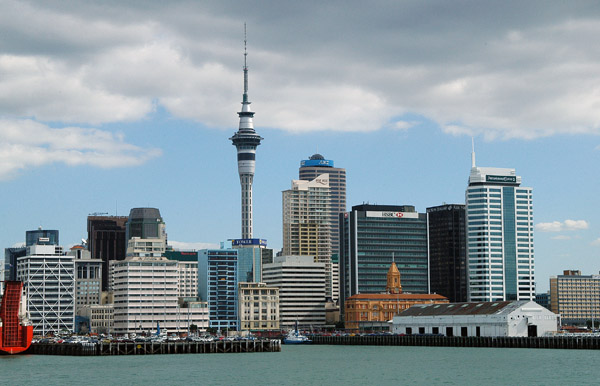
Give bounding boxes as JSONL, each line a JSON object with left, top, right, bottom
{"left": 1, "top": 0, "right": 600, "bottom": 291}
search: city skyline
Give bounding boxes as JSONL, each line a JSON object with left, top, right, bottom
{"left": 1, "top": 2, "right": 600, "bottom": 293}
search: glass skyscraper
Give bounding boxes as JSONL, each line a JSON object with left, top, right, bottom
{"left": 198, "top": 247, "right": 261, "bottom": 331}
{"left": 466, "top": 163, "right": 534, "bottom": 302}
{"left": 339, "top": 204, "right": 429, "bottom": 310}
{"left": 427, "top": 204, "right": 468, "bottom": 303}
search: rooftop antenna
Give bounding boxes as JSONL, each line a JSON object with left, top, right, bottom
{"left": 471, "top": 137, "right": 476, "bottom": 168}
{"left": 243, "top": 23, "right": 249, "bottom": 103}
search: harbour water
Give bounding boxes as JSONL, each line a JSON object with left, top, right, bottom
{"left": 1, "top": 345, "right": 598, "bottom": 385}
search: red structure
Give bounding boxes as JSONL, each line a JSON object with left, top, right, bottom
{"left": 0, "top": 281, "right": 33, "bottom": 354}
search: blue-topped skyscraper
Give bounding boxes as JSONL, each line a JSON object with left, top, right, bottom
{"left": 230, "top": 29, "right": 263, "bottom": 239}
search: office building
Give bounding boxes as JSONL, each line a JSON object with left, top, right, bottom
{"left": 4, "top": 247, "right": 26, "bottom": 282}
{"left": 299, "top": 154, "right": 346, "bottom": 255}
{"left": 466, "top": 152, "right": 535, "bottom": 301}
{"left": 17, "top": 243, "right": 75, "bottom": 335}
{"left": 26, "top": 228, "right": 59, "bottom": 247}
{"left": 112, "top": 256, "right": 208, "bottom": 335}
{"left": 339, "top": 204, "right": 429, "bottom": 310}
{"left": 282, "top": 174, "right": 332, "bottom": 299}
{"left": 427, "top": 204, "right": 468, "bottom": 303}
{"left": 230, "top": 36, "right": 263, "bottom": 239}
{"left": 164, "top": 250, "right": 199, "bottom": 298}
{"left": 550, "top": 270, "right": 600, "bottom": 325}
{"left": 87, "top": 215, "right": 127, "bottom": 291}
{"left": 79, "top": 304, "right": 114, "bottom": 334}
{"left": 125, "top": 207, "right": 167, "bottom": 256}
{"left": 68, "top": 245, "right": 102, "bottom": 309}
{"left": 238, "top": 282, "right": 280, "bottom": 331}
{"left": 198, "top": 247, "right": 261, "bottom": 331}
{"left": 263, "top": 255, "right": 327, "bottom": 328}
{"left": 535, "top": 292, "right": 550, "bottom": 310}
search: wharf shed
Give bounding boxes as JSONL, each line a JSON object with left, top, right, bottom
{"left": 390, "top": 301, "right": 559, "bottom": 337}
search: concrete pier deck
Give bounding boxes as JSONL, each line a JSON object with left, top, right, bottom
{"left": 311, "top": 334, "right": 600, "bottom": 350}
{"left": 29, "top": 339, "right": 281, "bottom": 356}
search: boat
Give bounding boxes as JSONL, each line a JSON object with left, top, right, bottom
{"left": 0, "top": 281, "right": 33, "bottom": 355}
{"left": 283, "top": 321, "right": 312, "bottom": 344}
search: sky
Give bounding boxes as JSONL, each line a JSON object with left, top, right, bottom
{"left": 1, "top": 0, "right": 600, "bottom": 292}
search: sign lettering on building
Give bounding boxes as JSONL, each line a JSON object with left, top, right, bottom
{"left": 486, "top": 175, "right": 517, "bottom": 183}
{"left": 366, "top": 211, "right": 419, "bottom": 219}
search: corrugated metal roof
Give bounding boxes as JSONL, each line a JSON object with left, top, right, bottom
{"left": 398, "top": 301, "right": 531, "bottom": 316}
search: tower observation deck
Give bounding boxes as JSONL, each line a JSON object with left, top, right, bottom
{"left": 230, "top": 28, "right": 263, "bottom": 239}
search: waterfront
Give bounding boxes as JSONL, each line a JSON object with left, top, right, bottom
{"left": 1, "top": 345, "right": 599, "bottom": 385}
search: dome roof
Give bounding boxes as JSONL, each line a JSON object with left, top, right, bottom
{"left": 309, "top": 153, "right": 325, "bottom": 160}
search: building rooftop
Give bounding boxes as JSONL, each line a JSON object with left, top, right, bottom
{"left": 398, "top": 300, "right": 534, "bottom": 317}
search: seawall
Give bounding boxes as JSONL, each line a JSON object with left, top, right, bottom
{"left": 311, "top": 334, "right": 600, "bottom": 350}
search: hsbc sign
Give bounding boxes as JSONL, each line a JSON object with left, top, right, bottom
{"left": 366, "top": 211, "right": 419, "bottom": 219}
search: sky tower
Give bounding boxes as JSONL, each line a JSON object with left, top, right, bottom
{"left": 230, "top": 26, "right": 263, "bottom": 239}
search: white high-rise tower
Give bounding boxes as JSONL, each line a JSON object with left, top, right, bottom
{"left": 465, "top": 145, "right": 535, "bottom": 301}
{"left": 230, "top": 26, "right": 263, "bottom": 239}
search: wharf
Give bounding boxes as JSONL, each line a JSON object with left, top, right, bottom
{"left": 311, "top": 334, "right": 600, "bottom": 350}
{"left": 29, "top": 339, "right": 281, "bottom": 356}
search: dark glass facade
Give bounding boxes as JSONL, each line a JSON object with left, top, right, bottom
{"left": 87, "top": 216, "right": 127, "bottom": 291}
{"left": 340, "top": 204, "right": 428, "bottom": 309}
{"left": 427, "top": 204, "right": 468, "bottom": 303}
{"left": 26, "top": 229, "right": 59, "bottom": 246}
{"left": 4, "top": 247, "right": 26, "bottom": 281}
{"left": 125, "top": 208, "right": 163, "bottom": 240}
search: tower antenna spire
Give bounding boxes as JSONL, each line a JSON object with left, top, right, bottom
{"left": 230, "top": 23, "right": 263, "bottom": 239}
{"left": 471, "top": 137, "right": 476, "bottom": 168}
{"left": 243, "top": 23, "right": 249, "bottom": 103}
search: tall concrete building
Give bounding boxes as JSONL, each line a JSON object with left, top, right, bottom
{"left": 112, "top": 256, "right": 208, "bottom": 335}
{"left": 550, "top": 270, "right": 600, "bottom": 325}
{"left": 164, "top": 250, "right": 199, "bottom": 298}
{"left": 5, "top": 228, "right": 58, "bottom": 283}
{"left": 125, "top": 208, "right": 167, "bottom": 258}
{"left": 87, "top": 215, "right": 127, "bottom": 291}
{"left": 427, "top": 204, "right": 468, "bottom": 303}
{"left": 263, "top": 255, "right": 327, "bottom": 329}
{"left": 466, "top": 151, "right": 534, "bottom": 302}
{"left": 282, "top": 174, "right": 332, "bottom": 299}
{"left": 299, "top": 154, "right": 346, "bottom": 254}
{"left": 230, "top": 33, "right": 263, "bottom": 239}
{"left": 69, "top": 245, "right": 102, "bottom": 309}
{"left": 17, "top": 243, "right": 75, "bottom": 335}
{"left": 339, "top": 204, "right": 429, "bottom": 310}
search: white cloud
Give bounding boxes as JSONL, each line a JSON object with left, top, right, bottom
{"left": 1, "top": 1, "right": 600, "bottom": 138}
{"left": 0, "top": 119, "right": 161, "bottom": 180}
{"left": 592, "top": 238, "right": 600, "bottom": 246}
{"left": 536, "top": 219, "right": 589, "bottom": 232}
{"left": 168, "top": 240, "right": 219, "bottom": 251}
{"left": 393, "top": 121, "right": 419, "bottom": 131}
